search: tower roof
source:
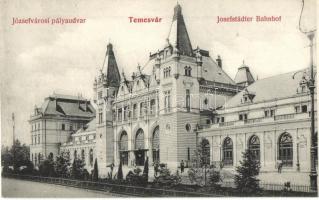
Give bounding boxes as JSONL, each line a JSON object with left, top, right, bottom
{"left": 102, "top": 43, "right": 121, "bottom": 87}
{"left": 167, "top": 3, "right": 193, "bottom": 56}
{"left": 234, "top": 61, "right": 255, "bottom": 86}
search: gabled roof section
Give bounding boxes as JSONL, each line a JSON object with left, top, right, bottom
{"left": 167, "top": 3, "right": 193, "bottom": 56}
{"left": 73, "top": 118, "right": 96, "bottom": 136}
{"left": 201, "top": 56, "right": 236, "bottom": 84}
{"left": 102, "top": 43, "right": 121, "bottom": 87}
{"left": 41, "top": 94, "right": 96, "bottom": 118}
{"left": 225, "top": 68, "right": 314, "bottom": 108}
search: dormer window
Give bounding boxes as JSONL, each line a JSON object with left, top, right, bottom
{"left": 264, "top": 108, "right": 276, "bottom": 117}
{"left": 242, "top": 88, "right": 255, "bottom": 103}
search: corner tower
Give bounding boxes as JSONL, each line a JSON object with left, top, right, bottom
{"left": 94, "top": 43, "right": 120, "bottom": 177}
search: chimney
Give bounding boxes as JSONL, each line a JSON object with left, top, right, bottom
{"left": 216, "top": 55, "right": 222, "bottom": 68}
{"left": 53, "top": 98, "right": 57, "bottom": 111}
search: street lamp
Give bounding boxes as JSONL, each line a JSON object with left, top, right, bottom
{"left": 297, "top": 0, "right": 317, "bottom": 191}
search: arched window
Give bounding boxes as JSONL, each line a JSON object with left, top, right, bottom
{"left": 135, "top": 129, "right": 144, "bottom": 149}
{"left": 119, "top": 131, "right": 128, "bottom": 151}
{"left": 278, "top": 132, "right": 293, "bottom": 166}
{"left": 35, "top": 153, "right": 37, "bottom": 166}
{"left": 119, "top": 131, "right": 128, "bottom": 165}
{"left": 152, "top": 126, "right": 160, "bottom": 163}
{"left": 81, "top": 149, "right": 85, "bottom": 162}
{"left": 135, "top": 129, "right": 145, "bottom": 166}
{"left": 248, "top": 135, "right": 260, "bottom": 161}
{"left": 89, "top": 149, "right": 94, "bottom": 166}
{"left": 201, "top": 138, "right": 210, "bottom": 166}
{"left": 74, "top": 150, "right": 77, "bottom": 160}
{"left": 222, "top": 137, "right": 233, "bottom": 166}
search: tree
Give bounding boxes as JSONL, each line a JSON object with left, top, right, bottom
{"left": 39, "top": 159, "right": 55, "bottom": 177}
{"left": 234, "top": 149, "right": 261, "bottom": 194}
{"left": 92, "top": 158, "right": 99, "bottom": 181}
{"left": 188, "top": 138, "right": 212, "bottom": 186}
{"left": 117, "top": 159, "right": 123, "bottom": 180}
{"left": 71, "top": 158, "right": 86, "bottom": 179}
{"left": 54, "top": 155, "right": 71, "bottom": 178}
{"left": 2, "top": 140, "right": 31, "bottom": 173}
{"left": 142, "top": 156, "right": 149, "bottom": 182}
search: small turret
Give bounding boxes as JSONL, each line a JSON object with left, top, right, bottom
{"left": 234, "top": 60, "right": 255, "bottom": 87}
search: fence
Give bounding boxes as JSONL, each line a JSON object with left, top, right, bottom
{"left": 222, "top": 181, "right": 313, "bottom": 193}
{"left": 3, "top": 173, "right": 316, "bottom": 197}
{"left": 2, "top": 173, "right": 221, "bottom": 197}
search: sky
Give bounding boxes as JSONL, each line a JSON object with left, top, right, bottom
{"left": 0, "top": 0, "right": 317, "bottom": 146}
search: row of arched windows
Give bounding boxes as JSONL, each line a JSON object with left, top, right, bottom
{"left": 201, "top": 132, "right": 293, "bottom": 167}
{"left": 66, "top": 148, "right": 94, "bottom": 166}
{"left": 119, "top": 127, "right": 160, "bottom": 165}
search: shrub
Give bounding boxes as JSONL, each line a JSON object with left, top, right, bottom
{"left": 153, "top": 164, "right": 181, "bottom": 187}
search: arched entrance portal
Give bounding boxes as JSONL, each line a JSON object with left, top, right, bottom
{"left": 135, "top": 129, "right": 145, "bottom": 166}
{"left": 152, "top": 126, "right": 160, "bottom": 163}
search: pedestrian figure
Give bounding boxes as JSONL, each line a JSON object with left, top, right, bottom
{"left": 277, "top": 160, "right": 283, "bottom": 173}
{"left": 180, "top": 160, "right": 185, "bottom": 173}
{"left": 154, "top": 162, "right": 159, "bottom": 176}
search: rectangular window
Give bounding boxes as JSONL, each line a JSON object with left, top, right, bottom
{"left": 98, "top": 91, "right": 103, "bottom": 99}
{"left": 301, "top": 105, "right": 307, "bottom": 113}
{"left": 99, "top": 112, "right": 103, "bottom": 124}
{"left": 264, "top": 110, "right": 269, "bottom": 117}
{"left": 118, "top": 108, "right": 122, "bottom": 121}
{"left": 38, "top": 135, "right": 40, "bottom": 144}
{"left": 150, "top": 99, "right": 156, "bottom": 115}
{"left": 164, "top": 91, "right": 171, "bottom": 113}
{"left": 133, "top": 104, "right": 137, "bottom": 119}
{"left": 221, "top": 117, "right": 225, "bottom": 123}
{"left": 239, "top": 114, "right": 243, "bottom": 121}
{"left": 295, "top": 106, "right": 301, "bottom": 113}
{"left": 186, "top": 89, "right": 190, "bottom": 112}
{"left": 270, "top": 109, "right": 275, "bottom": 117}
{"left": 62, "top": 124, "right": 65, "bottom": 130}
{"left": 216, "top": 117, "right": 220, "bottom": 123}
{"left": 70, "top": 125, "right": 73, "bottom": 131}
{"left": 124, "top": 106, "right": 128, "bottom": 121}
{"left": 140, "top": 102, "right": 145, "bottom": 117}
{"left": 187, "top": 147, "right": 190, "bottom": 161}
